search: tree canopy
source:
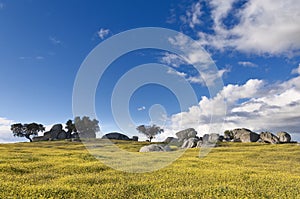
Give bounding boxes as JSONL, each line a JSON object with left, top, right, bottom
{"left": 136, "top": 124, "right": 164, "bottom": 142}
{"left": 11, "top": 123, "right": 45, "bottom": 142}
{"left": 74, "top": 116, "right": 100, "bottom": 138}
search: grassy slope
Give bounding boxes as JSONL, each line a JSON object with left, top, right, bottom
{"left": 0, "top": 141, "right": 300, "bottom": 199}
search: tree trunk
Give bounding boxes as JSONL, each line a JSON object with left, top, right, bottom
{"left": 25, "top": 135, "right": 32, "bottom": 142}
{"left": 149, "top": 137, "right": 152, "bottom": 142}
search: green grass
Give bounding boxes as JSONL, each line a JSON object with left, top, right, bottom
{"left": 0, "top": 140, "right": 300, "bottom": 198}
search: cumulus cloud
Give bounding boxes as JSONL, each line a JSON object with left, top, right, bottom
{"left": 159, "top": 65, "right": 300, "bottom": 141}
{"left": 185, "top": 0, "right": 300, "bottom": 55}
{"left": 97, "top": 28, "right": 110, "bottom": 40}
{"left": 238, "top": 61, "right": 257, "bottom": 68}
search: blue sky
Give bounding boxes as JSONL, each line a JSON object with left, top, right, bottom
{"left": 1, "top": 0, "right": 300, "bottom": 142}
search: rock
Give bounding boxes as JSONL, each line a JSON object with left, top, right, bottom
{"left": 277, "top": 132, "right": 291, "bottom": 143}
{"left": 101, "top": 132, "right": 130, "bottom": 140}
{"left": 181, "top": 138, "right": 199, "bottom": 148}
{"left": 232, "top": 128, "right": 260, "bottom": 143}
{"left": 139, "top": 144, "right": 168, "bottom": 152}
{"left": 57, "top": 131, "right": 67, "bottom": 140}
{"left": 42, "top": 131, "right": 51, "bottom": 140}
{"left": 163, "top": 145, "right": 172, "bottom": 151}
{"left": 202, "top": 134, "right": 209, "bottom": 143}
{"left": 202, "top": 133, "right": 220, "bottom": 144}
{"left": 164, "top": 137, "right": 178, "bottom": 143}
{"left": 132, "top": 136, "right": 139, "bottom": 141}
{"left": 260, "top": 132, "right": 279, "bottom": 144}
{"left": 49, "top": 124, "right": 64, "bottom": 140}
{"left": 176, "top": 128, "right": 197, "bottom": 141}
{"left": 196, "top": 140, "right": 203, "bottom": 148}
{"left": 32, "top": 136, "right": 48, "bottom": 142}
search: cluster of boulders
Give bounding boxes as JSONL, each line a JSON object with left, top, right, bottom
{"left": 224, "top": 128, "right": 292, "bottom": 144}
{"left": 139, "top": 128, "right": 294, "bottom": 152}
{"left": 32, "top": 124, "right": 79, "bottom": 142}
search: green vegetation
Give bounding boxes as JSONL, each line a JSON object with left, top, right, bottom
{"left": 0, "top": 141, "right": 300, "bottom": 198}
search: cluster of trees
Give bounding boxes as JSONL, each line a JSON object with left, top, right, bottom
{"left": 11, "top": 116, "right": 100, "bottom": 142}
{"left": 11, "top": 116, "right": 163, "bottom": 143}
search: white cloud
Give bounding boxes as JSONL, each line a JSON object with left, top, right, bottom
{"left": 292, "top": 64, "right": 300, "bottom": 75}
{"left": 184, "top": 2, "right": 202, "bottom": 29}
{"left": 97, "top": 28, "right": 110, "bottom": 40}
{"left": 166, "top": 68, "right": 187, "bottom": 78}
{"left": 164, "top": 69, "right": 300, "bottom": 140}
{"left": 0, "top": 117, "right": 28, "bottom": 143}
{"left": 49, "top": 36, "right": 61, "bottom": 45}
{"left": 185, "top": 0, "right": 300, "bottom": 55}
{"left": 189, "top": 68, "right": 229, "bottom": 86}
{"left": 238, "top": 61, "right": 257, "bottom": 68}
{"left": 137, "top": 106, "right": 146, "bottom": 111}
{"left": 160, "top": 52, "right": 186, "bottom": 68}
{"left": 0, "top": 117, "right": 13, "bottom": 126}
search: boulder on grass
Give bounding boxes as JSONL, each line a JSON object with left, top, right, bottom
{"left": 57, "top": 131, "right": 67, "bottom": 140}
{"left": 196, "top": 140, "right": 203, "bottom": 148}
{"left": 260, "top": 132, "right": 279, "bottom": 144}
{"left": 139, "top": 144, "right": 170, "bottom": 152}
{"left": 49, "top": 124, "right": 64, "bottom": 139}
{"left": 176, "top": 128, "right": 197, "bottom": 141}
{"left": 202, "top": 133, "right": 220, "bottom": 144}
{"left": 277, "top": 132, "right": 291, "bottom": 143}
{"left": 232, "top": 128, "right": 260, "bottom": 143}
{"left": 181, "top": 138, "right": 199, "bottom": 148}
{"left": 101, "top": 132, "right": 130, "bottom": 141}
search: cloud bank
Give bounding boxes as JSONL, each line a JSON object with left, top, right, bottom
{"left": 157, "top": 64, "right": 300, "bottom": 141}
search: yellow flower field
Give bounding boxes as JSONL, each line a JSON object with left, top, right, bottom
{"left": 0, "top": 141, "right": 300, "bottom": 198}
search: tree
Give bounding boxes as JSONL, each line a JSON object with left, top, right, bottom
{"left": 136, "top": 124, "right": 164, "bottom": 142}
{"left": 65, "top": 119, "right": 77, "bottom": 139}
{"left": 74, "top": 116, "right": 100, "bottom": 138}
{"left": 11, "top": 123, "right": 45, "bottom": 142}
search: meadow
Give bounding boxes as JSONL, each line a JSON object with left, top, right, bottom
{"left": 0, "top": 140, "right": 300, "bottom": 198}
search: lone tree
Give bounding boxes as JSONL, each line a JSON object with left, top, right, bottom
{"left": 65, "top": 119, "right": 77, "bottom": 139}
{"left": 11, "top": 123, "right": 45, "bottom": 142}
{"left": 136, "top": 124, "right": 164, "bottom": 142}
{"left": 74, "top": 116, "right": 100, "bottom": 138}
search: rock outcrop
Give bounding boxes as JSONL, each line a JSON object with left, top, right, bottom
{"left": 232, "top": 128, "right": 260, "bottom": 143}
{"left": 164, "top": 137, "right": 178, "bottom": 144}
{"left": 277, "top": 132, "right": 291, "bottom": 143}
{"left": 260, "top": 132, "right": 279, "bottom": 144}
{"left": 181, "top": 138, "right": 199, "bottom": 148}
{"left": 202, "top": 133, "right": 220, "bottom": 144}
{"left": 33, "top": 124, "right": 67, "bottom": 142}
{"left": 139, "top": 144, "right": 170, "bottom": 152}
{"left": 176, "top": 128, "right": 197, "bottom": 141}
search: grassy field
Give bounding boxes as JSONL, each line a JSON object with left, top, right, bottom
{"left": 0, "top": 140, "right": 300, "bottom": 198}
